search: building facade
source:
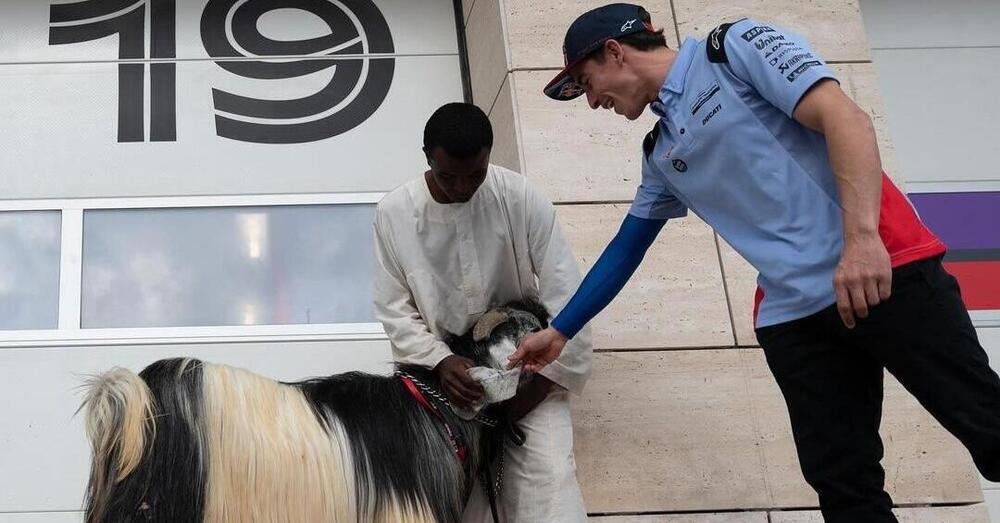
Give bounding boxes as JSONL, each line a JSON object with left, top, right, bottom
{"left": 0, "top": 0, "right": 997, "bottom": 520}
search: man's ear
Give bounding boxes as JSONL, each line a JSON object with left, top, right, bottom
{"left": 605, "top": 39, "right": 625, "bottom": 65}
{"left": 422, "top": 147, "right": 432, "bottom": 166}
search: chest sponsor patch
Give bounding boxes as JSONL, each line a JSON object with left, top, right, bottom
{"left": 701, "top": 104, "right": 722, "bottom": 126}
{"left": 691, "top": 83, "right": 721, "bottom": 115}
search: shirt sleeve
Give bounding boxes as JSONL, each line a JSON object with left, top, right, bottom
{"left": 372, "top": 205, "right": 454, "bottom": 370}
{"left": 550, "top": 213, "right": 666, "bottom": 340}
{"left": 723, "top": 18, "right": 838, "bottom": 117}
{"left": 522, "top": 181, "right": 593, "bottom": 395}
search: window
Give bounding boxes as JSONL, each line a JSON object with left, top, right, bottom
{"left": 0, "top": 211, "right": 61, "bottom": 330}
{"left": 81, "top": 204, "right": 376, "bottom": 328}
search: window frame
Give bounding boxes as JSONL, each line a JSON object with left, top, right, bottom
{"left": 0, "top": 192, "right": 388, "bottom": 347}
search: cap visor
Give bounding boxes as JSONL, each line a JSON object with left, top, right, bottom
{"left": 543, "top": 65, "right": 585, "bottom": 101}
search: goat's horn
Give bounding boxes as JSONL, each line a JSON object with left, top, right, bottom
{"left": 472, "top": 310, "right": 509, "bottom": 342}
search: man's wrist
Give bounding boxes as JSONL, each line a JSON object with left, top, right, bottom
{"left": 433, "top": 353, "right": 458, "bottom": 373}
{"left": 844, "top": 226, "right": 879, "bottom": 242}
{"left": 548, "top": 321, "right": 572, "bottom": 342}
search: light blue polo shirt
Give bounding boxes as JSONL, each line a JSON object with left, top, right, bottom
{"left": 629, "top": 19, "right": 845, "bottom": 328}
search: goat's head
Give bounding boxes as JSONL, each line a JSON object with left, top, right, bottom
{"left": 443, "top": 300, "right": 548, "bottom": 417}
{"left": 448, "top": 300, "right": 547, "bottom": 371}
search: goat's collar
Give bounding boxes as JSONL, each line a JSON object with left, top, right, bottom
{"left": 396, "top": 371, "right": 468, "bottom": 463}
{"left": 395, "top": 370, "right": 500, "bottom": 427}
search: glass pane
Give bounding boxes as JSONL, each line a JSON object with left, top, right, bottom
{"left": 0, "top": 211, "right": 61, "bottom": 330}
{"left": 82, "top": 204, "right": 375, "bottom": 328}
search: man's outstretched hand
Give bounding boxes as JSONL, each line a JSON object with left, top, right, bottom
{"left": 508, "top": 327, "right": 568, "bottom": 372}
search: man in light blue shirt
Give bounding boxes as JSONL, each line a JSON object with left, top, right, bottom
{"left": 511, "top": 4, "right": 1000, "bottom": 522}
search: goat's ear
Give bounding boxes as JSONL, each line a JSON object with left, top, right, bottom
{"left": 517, "top": 299, "right": 550, "bottom": 329}
{"left": 473, "top": 310, "right": 510, "bottom": 342}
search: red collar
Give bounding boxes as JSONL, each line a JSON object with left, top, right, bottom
{"left": 399, "top": 375, "right": 467, "bottom": 463}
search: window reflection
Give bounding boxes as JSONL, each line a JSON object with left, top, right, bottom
{"left": 0, "top": 211, "right": 61, "bottom": 330}
{"left": 82, "top": 205, "right": 375, "bottom": 328}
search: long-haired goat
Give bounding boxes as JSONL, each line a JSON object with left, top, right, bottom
{"left": 80, "top": 301, "right": 548, "bottom": 523}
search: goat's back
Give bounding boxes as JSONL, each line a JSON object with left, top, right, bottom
{"left": 82, "top": 358, "right": 472, "bottom": 523}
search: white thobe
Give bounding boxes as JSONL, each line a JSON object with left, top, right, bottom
{"left": 373, "top": 165, "right": 591, "bottom": 522}
{"left": 373, "top": 164, "right": 591, "bottom": 395}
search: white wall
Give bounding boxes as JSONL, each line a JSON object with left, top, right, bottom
{"left": 0, "top": 339, "right": 393, "bottom": 518}
{"left": 862, "top": 4, "right": 1000, "bottom": 520}
{"left": 860, "top": 0, "right": 1000, "bottom": 188}
{"left": 0, "top": 1, "right": 465, "bottom": 519}
{"left": 0, "top": 0, "right": 464, "bottom": 199}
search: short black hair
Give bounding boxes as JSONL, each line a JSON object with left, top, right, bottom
{"left": 616, "top": 28, "right": 668, "bottom": 51}
{"left": 422, "top": 102, "right": 494, "bottom": 159}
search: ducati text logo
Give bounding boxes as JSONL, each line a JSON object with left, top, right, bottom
{"left": 49, "top": 0, "right": 395, "bottom": 144}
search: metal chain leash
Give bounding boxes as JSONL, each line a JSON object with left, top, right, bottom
{"left": 494, "top": 450, "right": 505, "bottom": 494}
{"left": 396, "top": 369, "right": 507, "bottom": 501}
{"left": 395, "top": 370, "right": 500, "bottom": 427}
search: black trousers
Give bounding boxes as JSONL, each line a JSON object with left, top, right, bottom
{"left": 756, "top": 255, "right": 1000, "bottom": 523}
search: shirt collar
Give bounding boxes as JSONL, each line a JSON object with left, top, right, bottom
{"left": 651, "top": 37, "right": 698, "bottom": 116}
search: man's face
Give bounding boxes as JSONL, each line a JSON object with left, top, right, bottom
{"left": 572, "top": 42, "right": 647, "bottom": 120}
{"left": 426, "top": 146, "right": 490, "bottom": 203}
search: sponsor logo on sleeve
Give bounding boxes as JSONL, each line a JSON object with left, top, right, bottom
{"left": 740, "top": 25, "right": 774, "bottom": 42}
{"left": 777, "top": 52, "right": 814, "bottom": 74}
{"left": 768, "top": 46, "right": 801, "bottom": 65}
{"left": 754, "top": 34, "right": 785, "bottom": 51}
{"left": 763, "top": 42, "right": 798, "bottom": 59}
{"left": 786, "top": 60, "right": 822, "bottom": 82}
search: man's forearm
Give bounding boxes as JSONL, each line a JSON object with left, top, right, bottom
{"left": 823, "top": 108, "right": 883, "bottom": 238}
{"left": 550, "top": 214, "right": 665, "bottom": 338}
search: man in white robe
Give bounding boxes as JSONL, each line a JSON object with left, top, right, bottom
{"left": 373, "top": 102, "right": 592, "bottom": 522}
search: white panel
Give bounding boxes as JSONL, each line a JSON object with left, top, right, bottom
{"left": 869, "top": 47, "right": 1000, "bottom": 184}
{"left": 0, "top": 55, "right": 464, "bottom": 199}
{"left": 860, "top": 0, "right": 1000, "bottom": 49}
{"left": 986, "top": 490, "right": 1000, "bottom": 523}
{"left": 0, "top": 0, "right": 458, "bottom": 63}
{"left": 0, "top": 339, "right": 393, "bottom": 512}
{"left": 590, "top": 515, "right": 768, "bottom": 523}
{"left": 770, "top": 505, "right": 991, "bottom": 523}
{"left": 979, "top": 327, "right": 1000, "bottom": 491}
{"left": 0, "top": 514, "right": 82, "bottom": 523}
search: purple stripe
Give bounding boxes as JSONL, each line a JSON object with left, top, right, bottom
{"left": 908, "top": 192, "right": 1000, "bottom": 250}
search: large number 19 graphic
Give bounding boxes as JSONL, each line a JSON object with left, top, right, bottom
{"left": 48, "top": 0, "right": 395, "bottom": 144}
